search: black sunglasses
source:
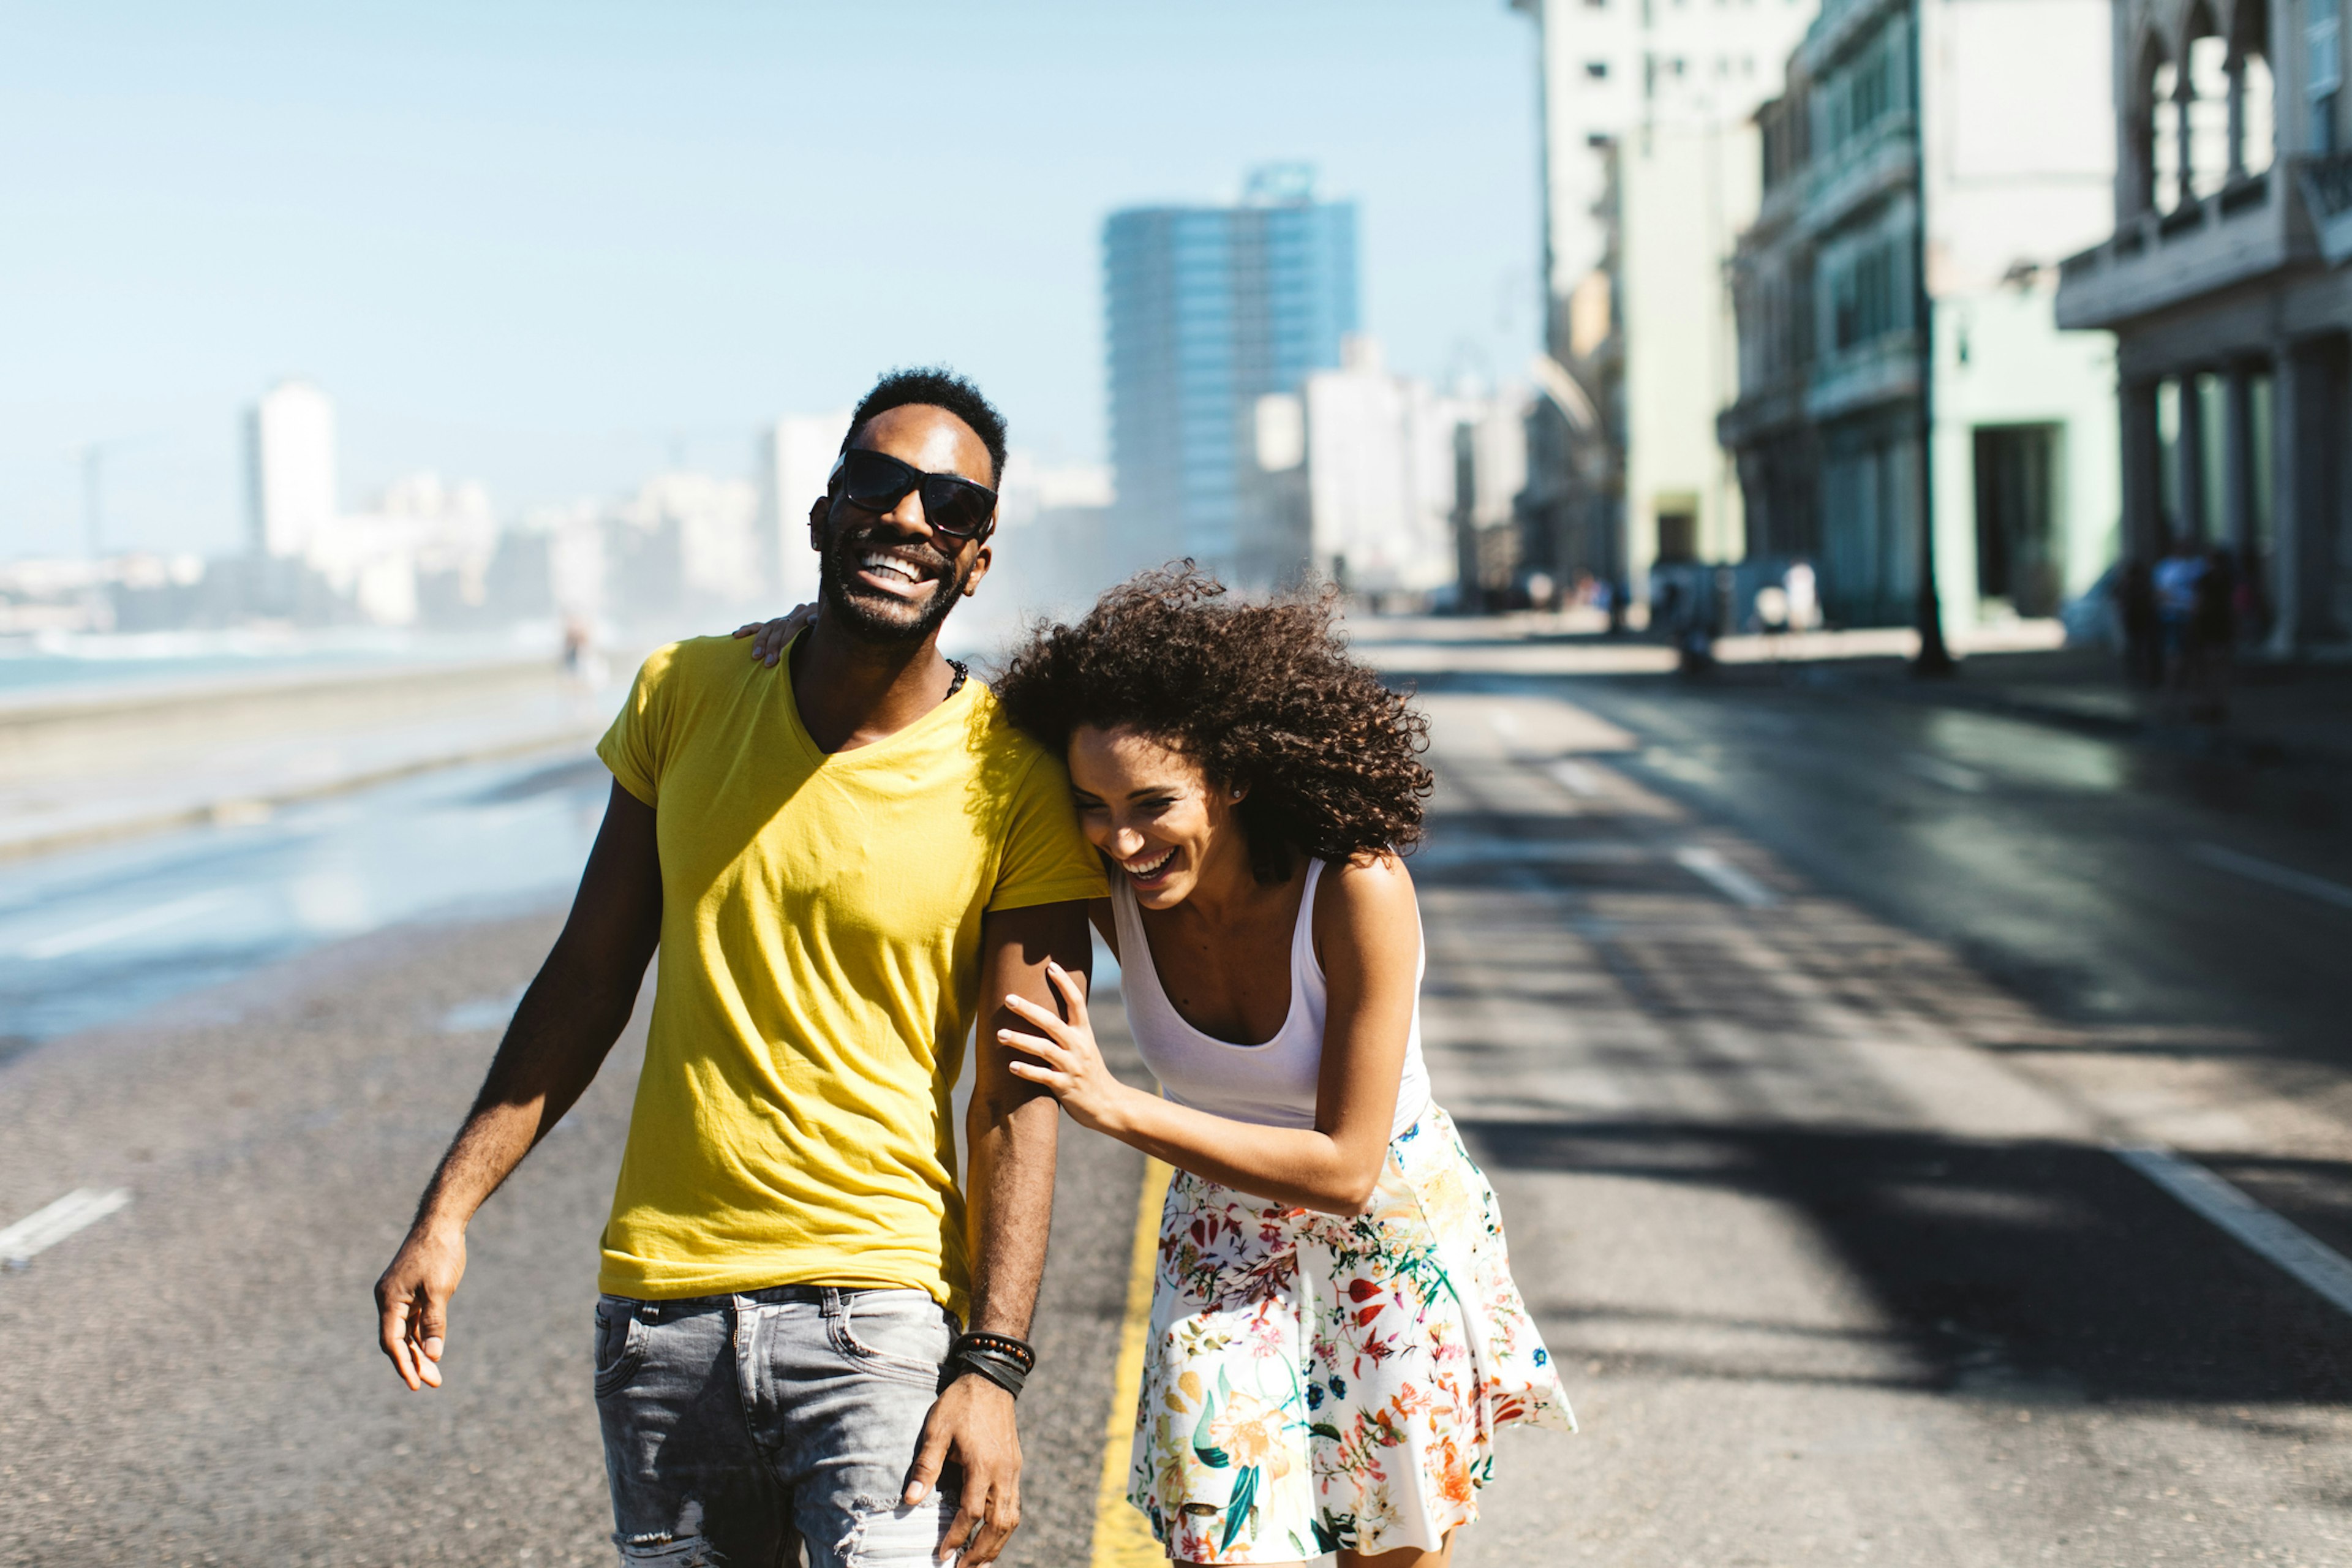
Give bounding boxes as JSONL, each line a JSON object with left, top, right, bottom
{"left": 827, "top": 447, "right": 998, "bottom": 541}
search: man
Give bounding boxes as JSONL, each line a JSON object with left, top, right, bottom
{"left": 373, "top": 368, "right": 1104, "bottom": 1568}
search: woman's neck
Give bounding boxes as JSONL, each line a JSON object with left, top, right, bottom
{"left": 1172, "top": 840, "right": 1302, "bottom": 928}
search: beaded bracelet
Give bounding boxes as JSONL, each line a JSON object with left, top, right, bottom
{"left": 948, "top": 1331, "right": 1037, "bottom": 1398}
{"left": 954, "top": 1330, "right": 1036, "bottom": 1373}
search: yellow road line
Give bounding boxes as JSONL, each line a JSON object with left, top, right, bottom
{"left": 1090, "top": 1156, "right": 1171, "bottom": 1567}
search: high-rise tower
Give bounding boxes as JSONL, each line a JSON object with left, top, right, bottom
{"left": 1103, "top": 165, "right": 1358, "bottom": 585}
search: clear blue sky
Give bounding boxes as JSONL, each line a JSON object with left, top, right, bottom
{"left": 1, "top": 1, "right": 1539, "bottom": 559}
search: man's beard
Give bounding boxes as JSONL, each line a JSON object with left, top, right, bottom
{"left": 815, "top": 515, "right": 974, "bottom": 646}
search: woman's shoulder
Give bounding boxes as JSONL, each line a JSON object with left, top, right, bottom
{"left": 1311, "top": 851, "right": 1420, "bottom": 944}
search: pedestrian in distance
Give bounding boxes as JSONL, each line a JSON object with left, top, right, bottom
{"left": 2190, "top": 545, "right": 2237, "bottom": 724}
{"left": 2152, "top": 529, "right": 2211, "bottom": 716}
{"left": 374, "top": 368, "right": 1107, "bottom": 1568}
{"left": 744, "top": 569, "right": 1571, "bottom": 1567}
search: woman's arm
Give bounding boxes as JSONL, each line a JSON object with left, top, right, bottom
{"left": 1088, "top": 896, "right": 1117, "bottom": 959}
{"left": 1001, "top": 857, "right": 1420, "bottom": 1214}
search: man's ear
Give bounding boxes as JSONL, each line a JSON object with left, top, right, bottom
{"left": 807, "top": 496, "right": 828, "bottom": 552}
{"left": 962, "top": 536, "right": 994, "bottom": 597}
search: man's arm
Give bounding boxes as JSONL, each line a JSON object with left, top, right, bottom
{"left": 906, "top": 899, "right": 1091, "bottom": 1568}
{"left": 372, "top": 780, "right": 663, "bottom": 1391}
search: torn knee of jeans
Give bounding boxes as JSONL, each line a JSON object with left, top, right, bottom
{"left": 837, "top": 1492, "right": 956, "bottom": 1567}
{"left": 615, "top": 1499, "right": 715, "bottom": 1565}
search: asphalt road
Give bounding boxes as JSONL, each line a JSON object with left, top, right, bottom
{"left": 2, "top": 657, "right": 2349, "bottom": 1566}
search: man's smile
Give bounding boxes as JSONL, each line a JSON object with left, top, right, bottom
{"left": 846, "top": 543, "right": 947, "bottom": 602}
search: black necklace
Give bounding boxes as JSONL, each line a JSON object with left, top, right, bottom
{"left": 945, "top": 657, "right": 969, "bottom": 699}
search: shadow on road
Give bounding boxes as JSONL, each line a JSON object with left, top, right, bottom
{"left": 1461, "top": 1117, "right": 2352, "bottom": 1405}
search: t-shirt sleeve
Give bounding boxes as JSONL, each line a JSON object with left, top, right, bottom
{"left": 596, "top": 646, "right": 677, "bottom": 807}
{"left": 987, "top": 749, "right": 1110, "bottom": 913}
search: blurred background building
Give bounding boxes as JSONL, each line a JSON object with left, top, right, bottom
{"left": 2056, "top": 0, "right": 2352, "bottom": 651}
{"left": 18, "top": 2, "right": 2352, "bottom": 657}
{"left": 1101, "top": 165, "right": 1359, "bottom": 588}
{"left": 758, "top": 412, "right": 853, "bottom": 611}
{"left": 1722, "top": 0, "right": 2119, "bottom": 630}
{"left": 1512, "top": 0, "right": 1819, "bottom": 610}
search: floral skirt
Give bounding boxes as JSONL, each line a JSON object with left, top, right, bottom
{"left": 1126, "top": 1103, "right": 1573, "bottom": 1562}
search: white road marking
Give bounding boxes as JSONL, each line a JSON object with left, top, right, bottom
{"left": 1546, "top": 758, "right": 1605, "bottom": 797}
{"left": 1903, "top": 753, "right": 1991, "bottom": 793}
{"left": 2113, "top": 1145, "right": 2352, "bottom": 1319}
{"left": 1672, "top": 845, "right": 1779, "bottom": 908}
{"left": 23, "top": 891, "right": 235, "bottom": 959}
{"left": 2190, "top": 842, "right": 2352, "bottom": 914}
{"left": 1, "top": 1188, "right": 132, "bottom": 1265}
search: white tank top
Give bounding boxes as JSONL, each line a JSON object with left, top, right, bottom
{"left": 1109, "top": 859, "right": 1432, "bottom": 1139}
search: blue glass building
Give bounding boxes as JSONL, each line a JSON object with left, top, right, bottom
{"left": 1103, "top": 167, "right": 1358, "bottom": 578}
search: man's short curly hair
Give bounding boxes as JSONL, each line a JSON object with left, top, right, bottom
{"left": 993, "top": 567, "right": 1433, "bottom": 883}
{"left": 843, "top": 366, "right": 1008, "bottom": 486}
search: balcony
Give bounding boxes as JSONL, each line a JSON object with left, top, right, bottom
{"left": 1804, "top": 332, "right": 1921, "bottom": 423}
{"left": 1797, "top": 119, "right": 1917, "bottom": 243}
{"left": 2299, "top": 150, "right": 2352, "bottom": 265}
{"left": 2054, "top": 163, "right": 2321, "bottom": 331}
{"left": 1797, "top": 0, "right": 1904, "bottom": 79}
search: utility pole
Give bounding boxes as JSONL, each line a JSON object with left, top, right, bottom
{"left": 1909, "top": 0, "right": 1957, "bottom": 677}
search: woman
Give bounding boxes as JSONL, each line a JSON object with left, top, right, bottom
{"left": 744, "top": 571, "right": 1569, "bottom": 1566}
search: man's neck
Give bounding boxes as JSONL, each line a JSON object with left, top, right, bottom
{"left": 789, "top": 606, "right": 958, "bottom": 755}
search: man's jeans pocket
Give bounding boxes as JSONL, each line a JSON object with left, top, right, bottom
{"left": 834, "top": 1290, "right": 954, "bottom": 1389}
{"left": 593, "top": 1296, "right": 647, "bottom": 1396}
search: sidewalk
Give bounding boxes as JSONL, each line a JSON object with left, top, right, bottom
{"left": 1786, "top": 643, "right": 2352, "bottom": 770}
{"left": 1350, "top": 612, "right": 2352, "bottom": 770}
{"left": 0, "top": 657, "right": 622, "bottom": 859}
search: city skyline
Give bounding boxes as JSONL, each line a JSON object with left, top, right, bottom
{"left": 0, "top": 1, "right": 1539, "bottom": 563}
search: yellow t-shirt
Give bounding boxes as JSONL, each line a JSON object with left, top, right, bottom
{"left": 593, "top": 635, "right": 1106, "bottom": 1315}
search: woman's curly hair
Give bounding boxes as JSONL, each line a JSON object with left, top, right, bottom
{"left": 993, "top": 567, "right": 1433, "bottom": 883}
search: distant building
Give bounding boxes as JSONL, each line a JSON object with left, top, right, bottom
{"left": 605, "top": 472, "right": 764, "bottom": 625}
{"left": 1249, "top": 345, "right": 1526, "bottom": 608}
{"left": 1454, "top": 387, "right": 1534, "bottom": 612}
{"left": 1512, "top": 0, "right": 1817, "bottom": 605}
{"left": 1296, "top": 339, "right": 1464, "bottom": 599}
{"left": 312, "top": 472, "right": 503, "bottom": 627}
{"left": 1102, "top": 165, "right": 1359, "bottom": 586}
{"left": 969, "top": 454, "right": 1117, "bottom": 634}
{"left": 2054, "top": 0, "right": 2351, "bottom": 649}
{"left": 493, "top": 500, "right": 608, "bottom": 626}
{"left": 244, "top": 380, "right": 338, "bottom": 559}
{"left": 1721, "top": 0, "right": 2119, "bottom": 628}
{"left": 758, "top": 412, "right": 852, "bottom": 608}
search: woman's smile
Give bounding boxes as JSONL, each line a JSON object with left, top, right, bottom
{"left": 1121, "top": 845, "right": 1179, "bottom": 887}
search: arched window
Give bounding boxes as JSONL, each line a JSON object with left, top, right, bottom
{"left": 2231, "top": 0, "right": 2277, "bottom": 178}
{"left": 2239, "top": 51, "right": 2278, "bottom": 174}
{"left": 2186, "top": 9, "right": 2231, "bottom": 200}
{"left": 2150, "top": 54, "right": 2183, "bottom": 211}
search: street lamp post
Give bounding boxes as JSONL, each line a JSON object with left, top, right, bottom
{"left": 1910, "top": 0, "right": 1957, "bottom": 678}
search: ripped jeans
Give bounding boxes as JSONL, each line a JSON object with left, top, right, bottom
{"left": 594, "top": 1286, "right": 960, "bottom": 1567}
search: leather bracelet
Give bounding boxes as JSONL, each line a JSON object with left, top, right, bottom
{"left": 949, "top": 1346, "right": 1028, "bottom": 1398}
{"left": 954, "top": 1330, "right": 1036, "bottom": 1373}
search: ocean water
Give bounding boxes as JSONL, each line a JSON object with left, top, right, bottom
{"left": 0, "top": 625, "right": 571, "bottom": 699}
